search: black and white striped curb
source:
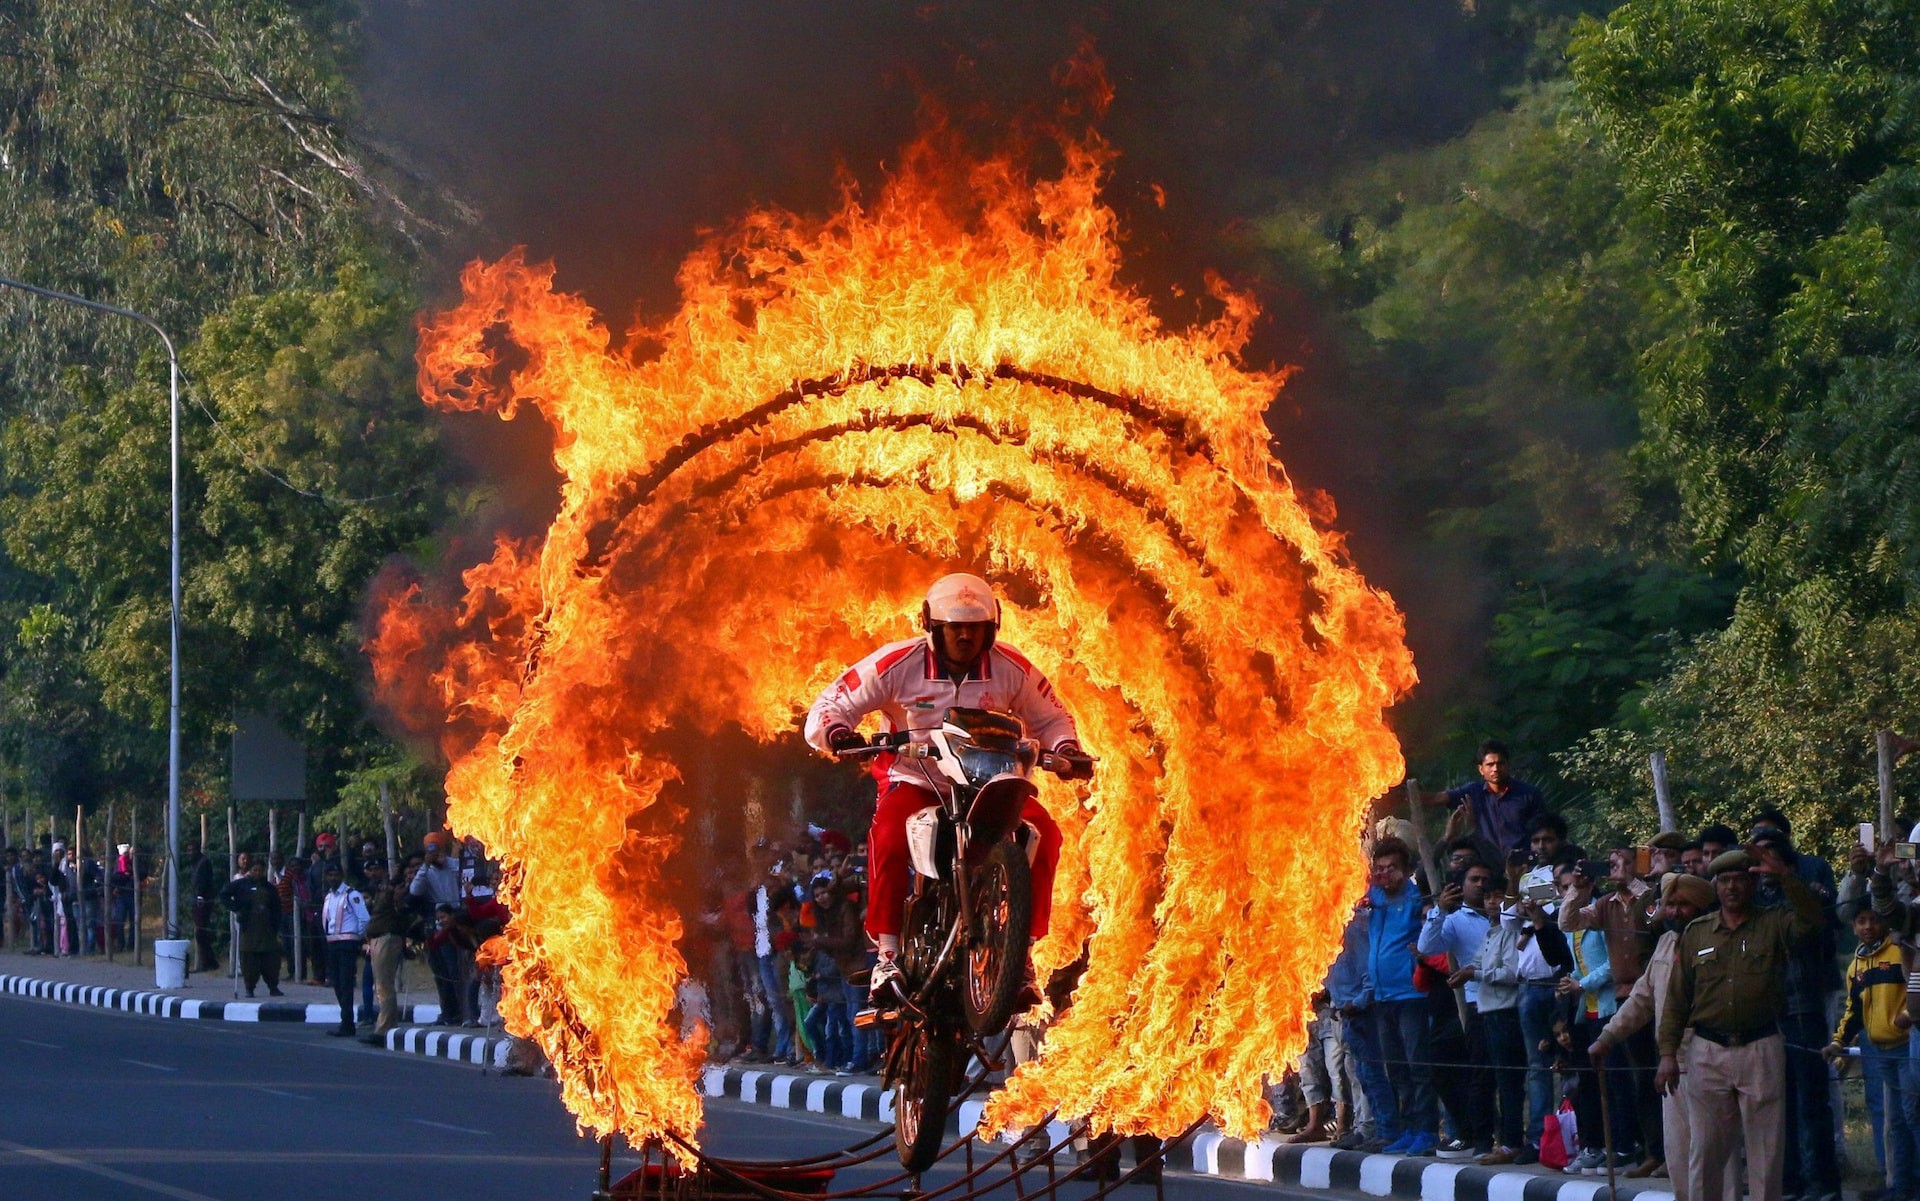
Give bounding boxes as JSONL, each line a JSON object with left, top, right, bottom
{"left": 1185, "top": 1137, "right": 1675, "bottom": 1201}
{"left": 699, "top": 1067, "right": 1677, "bottom": 1201}
{"left": 383, "top": 1023, "right": 512, "bottom": 1068}
{"left": 700, "top": 1064, "right": 1072, "bottom": 1144}
{"left": 0, "top": 972, "right": 440, "bottom": 1025}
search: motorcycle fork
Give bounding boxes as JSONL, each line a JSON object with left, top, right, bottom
{"left": 950, "top": 819, "right": 974, "bottom": 946}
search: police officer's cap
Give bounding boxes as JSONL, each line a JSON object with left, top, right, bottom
{"left": 1706, "top": 849, "right": 1751, "bottom": 877}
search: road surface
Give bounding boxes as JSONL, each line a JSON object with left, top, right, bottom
{"left": 0, "top": 991, "right": 1304, "bottom": 1200}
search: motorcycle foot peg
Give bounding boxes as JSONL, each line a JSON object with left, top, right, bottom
{"left": 853, "top": 1007, "right": 897, "bottom": 1028}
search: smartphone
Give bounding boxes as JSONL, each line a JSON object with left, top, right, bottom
{"left": 1577, "top": 859, "right": 1611, "bottom": 882}
{"left": 1863, "top": 822, "right": 1878, "bottom": 850}
{"left": 1634, "top": 846, "right": 1652, "bottom": 876}
{"left": 1524, "top": 881, "right": 1558, "bottom": 903}
{"left": 1897, "top": 843, "right": 1918, "bottom": 860}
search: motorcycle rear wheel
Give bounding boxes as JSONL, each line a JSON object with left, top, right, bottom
{"left": 959, "top": 838, "right": 1032, "bottom": 1034}
{"left": 892, "top": 1021, "right": 958, "bottom": 1173}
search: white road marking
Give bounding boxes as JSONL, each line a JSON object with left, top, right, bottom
{"left": 408, "top": 1118, "right": 491, "bottom": 1136}
{"left": 17, "top": 1038, "right": 62, "bottom": 1048}
{"left": 252, "top": 1087, "right": 310, "bottom": 1101}
{"left": 121, "top": 1058, "right": 178, "bottom": 1072}
{"left": 0, "top": 1138, "right": 228, "bottom": 1201}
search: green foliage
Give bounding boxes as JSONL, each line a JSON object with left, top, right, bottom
{"left": 1265, "top": 0, "right": 1920, "bottom": 849}
{"left": 0, "top": 260, "right": 447, "bottom": 801}
{"left": 0, "top": 1, "right": 455, "bottom": 813}
{"left": 1570, "top": 0, "right": 1920, "bottom": 592}
{"left": 1547, "top": 0, "right": 1920, "bottom": 849}
{"left": 1561, "top": 591, "right": 1920, "bottom": 854}
{"left": 0, "top": 0, "right": 410, "bottom": 407}
{"left": 1260, "top": 79, "right": 1733, "bottom": 797}
{"left": 322, "top": 742, "right": 441, "bottom": 840}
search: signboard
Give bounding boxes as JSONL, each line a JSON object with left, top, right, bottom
{"left": 231, "top": 713, "right": 307, "bottom": 801}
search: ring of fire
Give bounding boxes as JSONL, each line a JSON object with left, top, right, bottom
{"left": 369, "top": 133, "right": 1416, "bottom": 1149}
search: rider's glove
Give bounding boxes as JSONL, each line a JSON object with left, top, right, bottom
{"left": 826, "top": 726, "right": 866, "bottom": 755}
{"left": 1053, "top": 740, "right": 1095, "bottom": 781}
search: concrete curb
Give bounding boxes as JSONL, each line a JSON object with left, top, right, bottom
{"left": 697, "top": 1067, "right": 1678, "bottom": 1201}
{"left": 0, "top": 971, "right": 440, "bottom": 1025}
{"left": 383, "top": 1023, "right": 512, "bottom": 1068}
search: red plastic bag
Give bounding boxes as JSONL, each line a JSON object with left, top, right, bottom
{"left": 1539, "top": 1103, "right": 1571, "bottom": 1170}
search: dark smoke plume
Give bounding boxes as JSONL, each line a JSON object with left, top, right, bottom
{"left": 359, "top": 0, "right": 1533, "bottom": 729}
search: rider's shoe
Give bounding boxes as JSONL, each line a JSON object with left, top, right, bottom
{"left": 868, "top": 953, "right": 904, "bottom": 1002}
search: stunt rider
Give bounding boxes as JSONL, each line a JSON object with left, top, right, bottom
{"left": 804, "top": 573, "right": 1092, "bottom": 1006}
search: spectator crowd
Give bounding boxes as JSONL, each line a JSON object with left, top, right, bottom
{"left": 4, "top": 839, "right": 136, "bottom": 956}
{"left": 687, "top": 823, "right": 880, "bottom": 1077}
{"left": 1264, "top": 738, "right": 1920, "bottom": 1201}
{"left": 6, "top": 827, "right": 510, "bottom": 1045}
{"left": 19, "top": 739, "right": 1920, "bottom": 1201}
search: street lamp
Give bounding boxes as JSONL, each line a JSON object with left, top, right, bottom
{"left": 0, "top": 274, "right": 183, "bottom": 945}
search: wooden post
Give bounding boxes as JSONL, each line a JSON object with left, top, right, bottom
{"left": 1878, "top": 729, "right": 1899, "bottom": 841}
{"left": 293, "top": 810, "right": 307, "bottom": 985}
{"left": 1649, "top": 751, "right": 1678, "bottom": 835}
{"left": 131, "top": 806, "right": 142, "bottom": 967}
{"left": 381, "top": 781, "right": 398, "bottom": 873}
{"left": 1403, "top": 779, "right": 1443, "bottom": 892}
{"left": 228, "top": 805, "right": 239, "bottom": 997}
{"left": 1, "top": 800, "right": 10, "bottom": 951}
{"left": 74, "top": 805, "right": 84, "bottom": 954}
{"left": 1, "top": 801, "right": 11, "bottom": 951}
{"left": 1404, "top": 778, "right": 1471, "bottom": 1030}
{"left": 103, "top": 802, "right": 115, "bottom": 961}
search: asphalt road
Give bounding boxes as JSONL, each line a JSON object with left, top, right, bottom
{"left": 0, "top": 992, "right": 1297, "bottom": 1201}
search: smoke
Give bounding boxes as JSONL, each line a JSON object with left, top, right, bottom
{"left": 359, "top": 0, "right": 1523, "bottom": 737}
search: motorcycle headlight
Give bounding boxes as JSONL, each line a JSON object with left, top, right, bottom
{"left": 955, "top": 744, "right": 1017, "bottom": 788}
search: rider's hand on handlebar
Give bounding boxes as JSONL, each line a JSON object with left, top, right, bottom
{"left": 1053, "top": 741, "right": 1095, "bottom": 781}
{"left": 827, "top": 727, "right": 867, "bottom": 756}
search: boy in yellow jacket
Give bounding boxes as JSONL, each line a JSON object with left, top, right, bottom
{"left": 1827, "top": 905, "right": 1912, "bottom": 1199}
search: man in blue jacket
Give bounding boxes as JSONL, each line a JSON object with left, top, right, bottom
{"left": 1368, "top": 837, "right": 1438, "bottom": 1155}
{"left": 1329, "top": 901, "right": 1390, "bottom": 1150}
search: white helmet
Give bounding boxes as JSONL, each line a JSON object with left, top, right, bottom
{"left": 921, "top": 573, "right": 1000, "bottom": 629}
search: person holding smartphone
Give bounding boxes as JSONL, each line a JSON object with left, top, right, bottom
{"left": 1561, "top": 846, "right": 1663, "bottom": 1175}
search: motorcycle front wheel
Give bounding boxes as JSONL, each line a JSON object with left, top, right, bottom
{"left": 960, "top": 837, "right": 1032, "bottom": 1034}
{"left": 892, "top": 1021, "right": 958, "bottom": 1173}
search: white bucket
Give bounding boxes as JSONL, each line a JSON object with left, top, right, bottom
{"left": 153, "top": 939, "right": 190, "bottom": 990}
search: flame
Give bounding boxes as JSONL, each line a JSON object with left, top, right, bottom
{"left": 370, "top": 125, "right": 1415, "bottom": 1147}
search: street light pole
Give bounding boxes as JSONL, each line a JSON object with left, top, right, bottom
{"left": 0, "top": 274, "right": 183, "bottom": 943}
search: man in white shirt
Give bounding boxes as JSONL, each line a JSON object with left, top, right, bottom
{"left": 320, "top": 865, "right": 369, "bottom": 1037}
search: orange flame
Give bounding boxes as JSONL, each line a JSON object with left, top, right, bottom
{"left": 370, "top": 126, "right": 1414, "bottom": 1147}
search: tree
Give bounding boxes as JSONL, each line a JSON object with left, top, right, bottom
{"left": 1259, "top": 78, "right": 1732, "bottom": 796}
{"left": 1555, "top": 0, "right": 1920, "bottom": 849}
{"left": 0, "top": 0, "right": 460, "bottom": 813}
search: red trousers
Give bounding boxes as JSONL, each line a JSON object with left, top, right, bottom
{"left": 865, "top": 781, "right": 1061, "bottom": 940}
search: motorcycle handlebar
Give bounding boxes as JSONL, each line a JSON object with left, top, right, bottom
{"left": 830, "top": 731, "right": 916, "bottom": 760}
{"left": 831, "top": 732, "right": 1095, "bottom": 778}
{"left": 1038, "top": 749, "right": 1097, "bottom": 780}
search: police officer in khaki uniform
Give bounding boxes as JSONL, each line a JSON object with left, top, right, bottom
{"left": 1656, "top": 846, "right": 1823, "bottom": 1201}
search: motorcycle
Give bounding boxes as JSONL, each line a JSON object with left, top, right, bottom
{"left": 835, "top": 707, "right": 1092, "bottom": 1173}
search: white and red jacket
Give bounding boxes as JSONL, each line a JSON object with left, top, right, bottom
{"left": 805, "top": 637, "right": 1079, "bottom": 792}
